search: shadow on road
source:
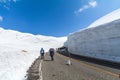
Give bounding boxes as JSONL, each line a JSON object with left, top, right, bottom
{"left": 44, "top": 59, "right": 51, "bottom": 61}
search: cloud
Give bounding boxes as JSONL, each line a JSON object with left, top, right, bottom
{"left": 0, "top": 0, "right": 20, "bottom": 10}
{"left": 3, "top": 5, "right": 10, "bottom": 10}
{"left": 89, "top": 0, "right": 97, "bottom": 8}
{"left": 75, "top": 0, "right": 97, "bottom": 14}
{"left": 0, "top": 16, "right": 3, "bottom": 22}
{"left": 0, "top": 0, "right": 19, "bottom": 3}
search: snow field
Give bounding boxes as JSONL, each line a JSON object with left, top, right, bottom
{"left": 0, "top": 28, "right": 67, "bottom": 80}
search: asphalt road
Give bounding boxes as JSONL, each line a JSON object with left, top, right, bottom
{"left": 42, "top": 53, "right": 120, "bottom": 80}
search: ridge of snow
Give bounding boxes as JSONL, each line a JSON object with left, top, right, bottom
{"left": 0, "top": 27, "right": 66, "bottom": 47}
{"left": 88, "top": 8, "right": 120, "bottom": 28}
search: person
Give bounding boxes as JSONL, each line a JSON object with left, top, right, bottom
{"left": 40, "top": 48, "right": 44, "bottom": 59}
{"left": 49, "top": 48, "right": 55, "bottom": 61}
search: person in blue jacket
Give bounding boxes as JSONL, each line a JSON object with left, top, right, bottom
{"left": 40, "top": 48, "right": 44, "bottom": 59}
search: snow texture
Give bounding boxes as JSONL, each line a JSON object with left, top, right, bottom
{"left": 88, "top": 8, "right": 120, "bottom": 28}
{"left": 65, "top": 8, "right": 120, "bottom": 63}
{"left": 0, "top": 27, "right": 67, "bottom": 80}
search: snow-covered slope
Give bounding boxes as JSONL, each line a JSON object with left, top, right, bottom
{"left": 65, "top": 8, "right": 120, "bottom": 63}
{"left": 88, "top": 8, "right": 120, "bottom": 28}
{"left": 0, "top": 27, "right": 67, "bottom": 80}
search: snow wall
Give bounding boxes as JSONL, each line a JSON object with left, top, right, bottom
{"left": 64, "top": 19, "right": 120, "bottom": 63}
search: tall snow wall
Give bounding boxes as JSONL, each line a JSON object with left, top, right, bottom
{"left": 65, "top": 19, "right": 120, "bottom": 63}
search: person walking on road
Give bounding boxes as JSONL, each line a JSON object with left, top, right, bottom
{"left": 40, "top": 48, "right": 45, "bottom": 60}
{"left": 49, "top": 48, "right": 55, "bottom": 61}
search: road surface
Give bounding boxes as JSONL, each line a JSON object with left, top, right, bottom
{"left": 27, "top": 52, "right": 120, "bottom": 80}
{"left": 42, "top": 53, "right": 120, "bottom": 80}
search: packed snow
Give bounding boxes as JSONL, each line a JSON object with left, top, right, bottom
{"left": 65, "top": 8, "right": 120, "bottom": 63}
{"left": 0, "top": 27, "right": 67, "bottom": 80}
{"left": 88, "top": 8, "right": 120, "bottom": 28}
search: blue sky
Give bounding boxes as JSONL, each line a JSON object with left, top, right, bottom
{"left": 0, "top": 0, "right": 120, "bottom": 37}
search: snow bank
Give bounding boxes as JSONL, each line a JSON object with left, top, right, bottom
{"left": 0, "top": 27, "right": 67, "bottom": 80}
{"left": 65, "top": 8, "right": 120, "bottom": 63}
{"left": 88, "top": 8, "right": 120, "bottom": 28}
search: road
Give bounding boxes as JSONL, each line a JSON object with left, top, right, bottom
{"left": 42, "top": 53, "right": 120, "bottom": 80}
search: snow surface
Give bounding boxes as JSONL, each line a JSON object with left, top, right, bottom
{"left": 0, "top": 27, "right": 67, "bottom": 80}
{"left": 65, "top": 8, "right": 120, "bottom": 63}
{"left": 88, "top": 8, "right": 120, "bottom": 28}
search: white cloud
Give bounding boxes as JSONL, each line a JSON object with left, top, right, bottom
{"left": 0, "top": 0, "right": 18, "bottom": 3}
{"left": 0, "top": 16, "right": 3, "bottom": 22}
{"left": 75, "top": 0, "right": 97, "bottom": 14}
{"left": 3, "top": 5, "right": 10, "bottom": 10}
{"left": 0, "top": 0, "right": 20, "bottom": 10}
{"left": 89, "top": 0, "right": 97, "bottom": 8}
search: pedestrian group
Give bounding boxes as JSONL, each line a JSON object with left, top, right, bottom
{"left": 40, "top": 48, "right": 55, "bottom": 61}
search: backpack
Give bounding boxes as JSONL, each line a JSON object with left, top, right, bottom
{"left": 40, "top": 49, "right": 44, "bottom": 54}
{"left": 50, "top": 48, "right": 54, "bottom": 55}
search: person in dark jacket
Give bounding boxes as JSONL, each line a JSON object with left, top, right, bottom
{"left": 40, "top": 48, "right": 44, "bottom": 59}
{"left": 49, "top": 48, "right": 55, "bottom": 61}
